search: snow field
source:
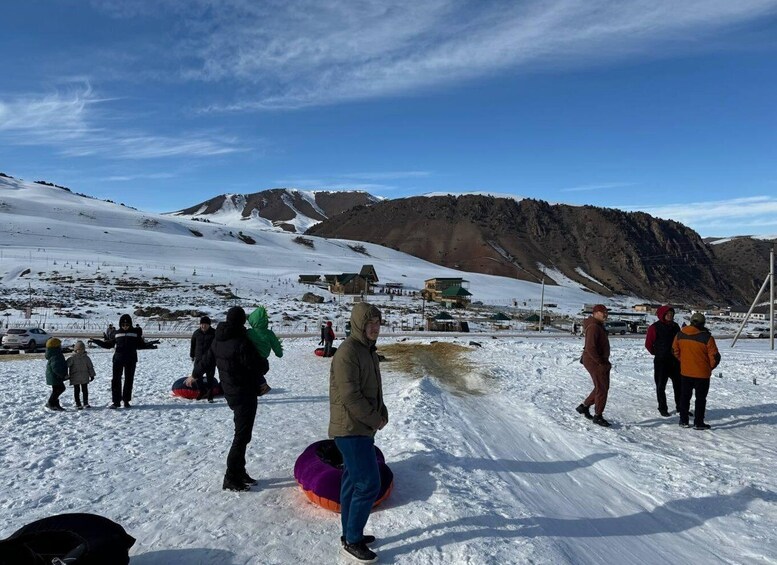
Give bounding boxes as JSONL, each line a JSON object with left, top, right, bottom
{"left": 1, "top": 335, "right": 774, "bottom": 564}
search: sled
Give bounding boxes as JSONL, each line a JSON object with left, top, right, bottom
{"left": 314, "top": 347, "right": 337, "bottom": 357}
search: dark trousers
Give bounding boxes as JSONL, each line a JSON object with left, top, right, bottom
{"left": 48, "top": 384, "right": 66, "bottom": 408}
{"left": 112, "top": 361, "right": 136, "bottom": 404}
{"left": 225, "top": 398, "right": 258, "bottom": 481}
{"left": 582, "top": 362, "right": 610, "bottom": 416}
{"left": 680, "top": 376, "right": 710, "bottom": 426}
{"left": 73, "top": 384, "right": 89, "bottom": 406}
{"left": 654, "top": 357, "right": 681, "bottom": 412}
{"left": 324, "top": 340, "right": 334, "bottom": 357}
{"left": 335, "top": 436, "right": 381, "bottom": 545}
{"left": 193, "top": 361, "right": 216, "bottom": 400}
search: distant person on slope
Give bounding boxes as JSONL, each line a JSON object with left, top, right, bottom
{"left": 645, "top": 305, "right": 682, "bottom": 417}
{"left": 329, "top": 302, "right": 388, "bottom": 563}
{"left": 90, "top": 314, "right": 146, "bottom": 409}
{"left": 672, "top": 312, "right": 720, "bottom": 430}
{"left": 323, "top": 321, "right": 336, "bottom": 357}
{"left": 45, "top": 338, "right": 68, "bottom": 411}
{"left": 246, "top": 306, "right": 283, "bottom": 396}
{"left": 197, "top": 306, "right": 265, "bottom": 491}
{"left": 187, "top": 316, "right": 217, "bottom": 402}
{"left": 576, "top": 304, "right": 612, "bottom": 427}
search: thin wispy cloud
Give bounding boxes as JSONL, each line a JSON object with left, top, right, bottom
{"left": 99, "top": 172, "right": 177, "bottom": 182}
{"left": 0, "top": 86, "right": 245, "bottom": 159}
{"left": 106, "top": 0, "right": 777, "bottom": 110}
{"left": 618, "top": 196, "right": 777, "bottom": 233}
{"left": 560, "top": 182, "right": 635, "bottom": 192}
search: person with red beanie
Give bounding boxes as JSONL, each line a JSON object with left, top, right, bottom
{"left": 645, "top": 305, "right": 681, "bottom": 417}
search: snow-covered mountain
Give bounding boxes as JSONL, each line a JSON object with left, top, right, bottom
{"left": 169, "top": 187, "right": 382, "bottom": 233}
{"left": 0, "top": 175, "right": 605, "bottom": 332}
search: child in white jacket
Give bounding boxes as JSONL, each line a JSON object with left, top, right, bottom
{"left": 67, "top": 341, "right": 96, "bottom": 409}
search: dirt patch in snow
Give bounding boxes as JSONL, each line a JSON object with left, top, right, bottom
{"left": 379, "top": 341, "right": 489, "bottom": 396}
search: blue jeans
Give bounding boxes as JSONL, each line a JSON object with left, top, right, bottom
{"left": 335, "top": 436, "right": 381, "bottom": 544}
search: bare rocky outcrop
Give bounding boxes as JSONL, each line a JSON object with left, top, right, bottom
{"left": 306, "top": 195, "right": 748, "bottom": 304}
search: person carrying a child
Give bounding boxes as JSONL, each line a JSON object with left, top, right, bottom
{"left": 67, "top": 340, "right": 96, "bottom": 409}
{"left": 45, "top": 338, "right": 68, "bottom": 411}
{"left": 246, "top": 306, "right": 283, "bottom": 396}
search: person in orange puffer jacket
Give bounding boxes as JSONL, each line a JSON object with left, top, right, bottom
{"left": 672, "top": 312, "right": 721, "bottom": 430}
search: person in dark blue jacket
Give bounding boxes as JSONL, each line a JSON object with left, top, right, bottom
{"left": 90, "top": 313, "right": 146, "bottom": 409}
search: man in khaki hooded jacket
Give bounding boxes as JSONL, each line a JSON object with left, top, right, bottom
{"left": 329, "top": 302, "right": 388, "bottom": 563}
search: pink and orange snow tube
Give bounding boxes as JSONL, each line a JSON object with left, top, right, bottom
{"left": 294, "top": 439, "right": 393, "bottom": 513}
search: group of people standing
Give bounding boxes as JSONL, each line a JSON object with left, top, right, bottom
{"left": 576, "top": 304, "right": 721, "bottom": 430}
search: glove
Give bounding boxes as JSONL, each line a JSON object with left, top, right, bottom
{"left": 90, "top": 376, "right": 94, "bottom": 382}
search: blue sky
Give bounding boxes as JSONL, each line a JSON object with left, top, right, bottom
{"left": 1, "top": 0, "right": 776, "bottom": 237}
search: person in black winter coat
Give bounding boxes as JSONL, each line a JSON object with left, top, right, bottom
{"left": 90, "top": 313, "right": 146, "bottom": 409}
{"left": 188, "top": 316, "right": 217, "bottom": 402}
{"left": 196, "top": 306, "right": 266, "bottom": 491}
{"left": 645, "top": 305, "right": 682, "bottom": 417}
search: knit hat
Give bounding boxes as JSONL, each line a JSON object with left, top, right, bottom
{"left": 226, "top": 306, "right": 246, "bottom": 327}
{"left": 46, "top": 337, "right": 61, "bottom": 349}
{"left": 119, "top": 314, "right": 133, "bottom": 327}
{"left": 74, "top": 340, "right": 86, "bottom": 352}
{"left": 592, "top": 304, "right": 608, "bottom": 314}
{"left": 200, "top": 316, "right": 211, "bottom": 325}
{"left": 326, "top": 321, "right": 332, "bottom": 326}
{"left": 690, "top": 312, "right": 706, "bottom": 326}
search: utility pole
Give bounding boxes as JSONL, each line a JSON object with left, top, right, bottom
{"left": 732, "top": 244, "right": 774, "bottom": 350}
{"left": 538, "top": 275, "right": 546, "bottom": 332}
{"left": 771, "top": 244, "right": 775, "bottom": 350}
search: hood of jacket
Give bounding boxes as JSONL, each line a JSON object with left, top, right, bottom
{"left": 248, "top": 307, "right": 269, "bottom": 331}
{"left": 45, "top": 346, "right": 62, "bottom": 360}
{"left": 350, "top": 302, "right": 382, "bottom": 347}
{"left": 119, "top": 313, "right": 133, "bottom": 327}
{"left": 656, "top": 305, "right": 674, "bottom": 323}
{"left": 582, "top": 315, "right": 601, "bottom": 332}
{"left": 215, "top": 320, "right": 246, "bottom": 341}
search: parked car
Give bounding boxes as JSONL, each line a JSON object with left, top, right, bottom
{"left": 747, "top": 327, "right": 770, "bottom": 339}
{"left": 1, "top": 327, "right": 51, "bottom": 351}
{"left": 604, "top": 320, "right": 629, "bottom": 335}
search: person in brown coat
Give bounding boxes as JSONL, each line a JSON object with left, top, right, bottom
{"left": 576, "top": 304, "right": 612, "bottom": 427}
{"left": 672, "top": 312, "right": 720, "bottom": 430}
{"left": 329, "top": 301, "right": 387, "bottom": 563}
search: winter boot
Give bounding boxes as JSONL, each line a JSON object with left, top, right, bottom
{"left": 592, "top": 414, "right": 611, "bottom": 427}
{"left": 679, "top": 421, "right": 691, "bottom": 428}
{"left": 258, "top": 383, "right": 272, "bottom": 396}
{"left": 658, "top": 408, "right": 670, "bottom": 417}
{"left": 223, "top": 475, "right": 251, "bottom": 492}
{"left": 693, "top": 423, "right": 711, "bottom": 430}
{"left": 243, "top": 472, "right": 258, "bottom": 486}
{"left": 341, "top": 540, "right": 378, "bottom": 563}
{"left": 575, "top": 404, "right": 593, "bottom": 420}
{"left": 123, "top": 401, "right": 132, "bottom": 408}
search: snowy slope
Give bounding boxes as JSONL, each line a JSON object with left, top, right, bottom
{"left": 0, "top": 336, "right": 774, "bottom": 564}
{"left": 0, "top": 176, "right": 607, "bottom": 332}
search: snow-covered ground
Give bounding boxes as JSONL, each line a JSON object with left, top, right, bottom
{"left": 1, "top": 334, "right": 775, "bottom": 564}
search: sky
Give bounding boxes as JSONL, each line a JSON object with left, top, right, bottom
{"left": 1, "top": 0, "right": 777, "bottom": 237}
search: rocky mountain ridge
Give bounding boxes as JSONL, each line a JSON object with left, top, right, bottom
{"left": 306, "top": 194, "right": 774, "bottom": 305}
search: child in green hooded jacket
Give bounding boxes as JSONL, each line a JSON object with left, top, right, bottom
{"left": 246, "top": 306, "right": 283, "bottom": 396}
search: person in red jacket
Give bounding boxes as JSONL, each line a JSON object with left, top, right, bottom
{"left": 644, "top": 305, "right": 681, "bottom": 417}
{"left": 672, "top": 312, "right": 721, "bottom": 430}
{"left": 576, "top": 304, "right": 612, "bottom": 427}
